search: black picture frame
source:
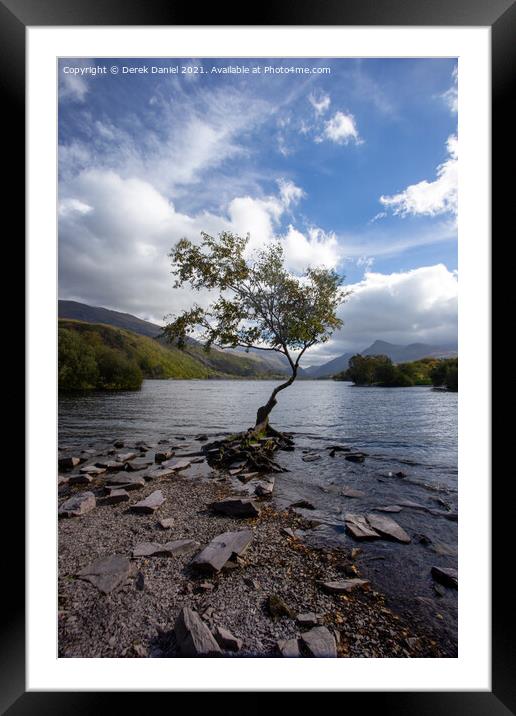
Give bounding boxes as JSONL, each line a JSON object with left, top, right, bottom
{"left": 5, "top": 0, "right": 511, "bottom": 710}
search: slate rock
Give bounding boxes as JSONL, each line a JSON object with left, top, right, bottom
{"left": 155, "top": 451, "right": 174, "bottom": 464}
{"left": 132, "top": 539, "right": 200, "bottom": 558}
{"left": 345, "top": 453, "right": 366, "bottom": 463}
{"left": 301, "top": 626, "right": 337, "bottom": 657}
{"left": 158, "top": 517, "right": 175, "bottom": 529}
{"left": 431, "top": 566, "right": 458, "bottom": 589}
{"left": 58, "top": 491, "right": 96, "bottom": 518}
{"left": 365, "top": 513, "right": 411, "bottom": 544}
{"left": 191, "top": 530, "right": 253, "bottom": 573}
{"left": 296, "top": 613, "right": 320, "bottom": 627}
{"left": 344, "top": 513, "right": 381, "bottom": 540}
{"left": 79, "top": 465, "right": 106, "bottom": 476}
{"left": 131, "top": 490, "right": 165, "bottom": 514}
{"left": 290, "top": 499, "right": 315, "bottom": 510}
{"left": 277, "top": 638, "right": 301, "bottom": 657}
{"left": 213, "top": 626, "right": 242, "bottom": 652}
{"left": 255, "top": 479, "right": 274, "bottom": 497}
{"left": 319, "top": 579, "right": 369, "bottom": 594}
{"left": 77, "top": 554, "right": 133, "bottom": 594}
{"left": 58, "top": 456, "right": 81, "bottom": 470}
{"left": 341, "top": 486, "right": 366, "bottom": 498}
{"left": 105, "top": 474, "right": 146, "bottom": 490}
{"left": 102, "top": 488, "right": 130, "bottom": 505}
{"left": 69, "top": 474, "right": 94, "bottom": 486}
{"left": 174, "top": 607, "right": 222, "bottom": 656}
{"left": 374, "top": 505, "right": 403, "bottom": 513}
{"left": 116, "top": 452, "right": 137, "bottom": 463}
{"left": 160, "top": 458, "right": 191, "bottom": 471}
{"left": 211, "top": 497, "right": 260, "bottom": 518}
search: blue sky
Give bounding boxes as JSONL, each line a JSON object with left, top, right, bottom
{"left": 58, "top": 57, "right": 458, "bottom": 364}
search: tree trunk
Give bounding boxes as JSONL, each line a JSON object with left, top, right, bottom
{"left": 254, "top": 369, "right": 297, "bottom": 435}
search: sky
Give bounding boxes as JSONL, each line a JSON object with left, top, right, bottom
{"left": 58, "top": 57, "right": 458, "bottom": 366}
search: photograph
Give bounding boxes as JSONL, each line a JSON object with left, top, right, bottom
{"left": 57, "top": 56, "right": 459, "bottom": 659}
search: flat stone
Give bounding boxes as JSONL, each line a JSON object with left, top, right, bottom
{"left": 213, "top": 626, "right": 242, "bottom": 652}
{"left": 319, "top": 579, "right": 370, "bottom": 594}
{"left": 125, "top": 458, "right": 153, "bottom": 472}
{"left": 344, "top": 513, "right": 381, "bottom": 540}
{"left": 237, "top": 472, "right": 259, "bottom": 483}
{"left": 211, "top": 497, "right": 260, "bottom": 518}
{"left": 131, "top": 490, "right": 165, "bottom": 514}
{"left": 158, "top": 517, "right": 175, "bottom": 529}
{"left": 291, "top": 499, "right": 315, "bottom": 510}
{"left": 102, "top": 461, "right": 128, "bottom": 472}
{"left": 301, "top": 626, "right": 337, "bottom": 658}
{"left": 160, "top": 458, "right": 191, "bottom": 471}
{"left": 366, "top": 513, "right": 411, "bottom": 544}
{"left": 398, "top": 500, "right": 429, "bottom": 512}
{"left": 79, "top": 465, "right": 106, "bottom": 476}
{"left": 345, "top": 453, "right": 366, "bottom": 463}
{"left": 132, "top": 539, "right": 200, "bottom": 558}
{"left": 341, "top": 486, "right": 366, "bottom": 498}
{"left": 255, "top": 479, "right": 274, "bottom": 497}
{"left": 58, "top": 491, "right": 96, "bottom": 518}
{"left": 102, "top": 488, "right": 130, "bottom": 505}
{"left": 374, "top": 505, "right": 403, "bottom": 513}
{"left": 105, "top": 474, "right": 146, "bottom": 490}
{"left": 155, "top": 450, "right": 174, "bottom": 464}
{"left": 68, "top": 474, "right": 94, "bottom": 486}
{"left": 296, "top": 612, "right": 320, "bottom": 627}
{"left": 58, "top": 456, "right": 81, "bottom": 470}
{"left": 77, "top": 554, "right": 133, "bottom": 594}
{"left": 277, "top": 638, "right": 301, "bottom": 657}
{"left": 174, "top": 607, "right": 222, "bottom": 656}
{"left": 116, "top": 452, "right": 137, "bottom": 462}
{"left": 280, "top": 527, "right": 299, "bottom": 539}
{"left": 302, "top": 453, "right": 321, "bottom": 462}
{"left": 191, "top": 530, "right": 253, "bottom": 573}
{"left": 113, "top": 440, "right": 124, "bottom": 448}
{"left": 431, "top": 566, "right": 458, "bottom": 589}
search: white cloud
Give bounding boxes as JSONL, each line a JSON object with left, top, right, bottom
{"left": 303, "top": 263, "right": 458, "bottom": 363}
{"left": 380, "top": 135, "right": 458, "bottom": 217}
{"left": 58, "top": 171, "right": 342, "bottom": 322}
{"left": 308, "top": 91, "right": 331, "bottom": 115}
{"left": 441, "top": 66, "right": 458, "bottom": 114}
{"left": 319, "top": 111, "right": 361, "bottom": 145}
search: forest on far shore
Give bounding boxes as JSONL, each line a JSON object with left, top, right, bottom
{"left": 334, "top": 355, "right": 458, "bottom": 391}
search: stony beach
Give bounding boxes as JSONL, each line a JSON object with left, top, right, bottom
{"left": 58, "top": 434, "right": 456, "bottom": 658}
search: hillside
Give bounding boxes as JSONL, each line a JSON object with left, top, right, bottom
{"left": 58, "top": 319, "right": 219, "bottom": 390}
{"left": 304, "top": 340, "right": 457, "bottom": 379}
{"left": 58, "top": 300, "right": 288, "bottom": 378}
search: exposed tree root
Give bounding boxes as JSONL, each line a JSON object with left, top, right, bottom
{"left": 203, "top": 426, "right": 294, "bottom": 474}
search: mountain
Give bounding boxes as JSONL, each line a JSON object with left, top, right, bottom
{"left": 58, "top": 300, "right": 163, "bottom": 338}
{"left": 303, "top": 340, "right": 457, "bottom": 379}
{"left": 59, "top": 300, "right": 293, "bottom": 377}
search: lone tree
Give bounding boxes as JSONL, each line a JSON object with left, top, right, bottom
{"left": 164, "top": 231, "right": 349, "bottom": 436}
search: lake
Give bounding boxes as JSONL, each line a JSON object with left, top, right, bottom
{"left": 59, "top": 379, "right": 458, "bottom": 653}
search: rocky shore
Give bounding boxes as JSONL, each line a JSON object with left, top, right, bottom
{"left": 58, "top": 435, "right": 455, "bottom": 658}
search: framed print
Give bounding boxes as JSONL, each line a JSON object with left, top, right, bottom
{"left": 4, "top": 0, "right": 512, "bottom": 708}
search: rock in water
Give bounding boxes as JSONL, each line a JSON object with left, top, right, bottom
{"left": 319, "top": 579, "right": 369, "bottom": 594}
{"left": 277, "top": 638, "right": 301, "bottom": 657}
{"left": 191, "top": 530, "right": 253, "bottom": 573}
{"left": 131, "top": 490, "right": 165, "bottom": 514}
{"left": 77, "top": 555, "right": 133, "bottom": 594}
{"left": 58, "top": 492, "right": 96, "bottom": 518}
{"left": 341, "top": 486, "right": 366, "bottom": 498}
{"left": 345, "top": 453, "right": 366, "bottom": 463}
{"left": 211, "top": 497, "right": 260, "bottom": 518}
{"left": 174, "top": 607, "right": 222, "bottom": 656}
{"left": 213, "top": 626, "right": 243, "bottom": 652}
{"left": 344, "top": 513, "right": 381, "bottom": 540}
{"left": 365, "top": 513, "right": 411, "bottom": 544}
{"left": 58, "top": 456, "right": 81, "bottom": 470}
{"left": 160, "top": 458, "right": 191, "bottom": 471}
{"left": 431, "top": 566, "right": 458, "bottom": 589}
{"left": 301, "top": 627, "right": 337, "bottom": 657}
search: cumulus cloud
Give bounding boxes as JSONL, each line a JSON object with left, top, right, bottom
{"left": 380, "top": 135, "right": 458, "bottom": 217}
{"left": 58, "top": 171, "right": 341, "bottom": 322}
{"left": 303, "top": 264, "right": 458, "bottom": 364}
{"left": 319, "top": 111, "right": 361, "bottom": 145}
{"left": 308, "top": 91, "right": 331, "bottom": 115}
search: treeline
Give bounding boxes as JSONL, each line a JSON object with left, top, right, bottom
{"left": 58, "top": 319, "right": 216, "bottom": 391}
{"left": 334, "top": 354, "right": 458, "bottom": 391}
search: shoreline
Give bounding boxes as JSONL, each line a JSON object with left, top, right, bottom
{"left": 58, "top": 435, "right": 455, "bottom": 658}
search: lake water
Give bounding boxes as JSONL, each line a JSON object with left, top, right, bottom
{"left": 59, "top": 379, "right": 458, "bottom": 653}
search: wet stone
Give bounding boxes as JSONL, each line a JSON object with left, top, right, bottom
{"left": 319, "top": 579, "right": 370, "bottom": 594}
{"left": 365, "top": 513, "right": 411, "bottom": 544}
{"left": 431, "top": 566, "right": 458, "bottom": 589}
{"left": 344, "top": 513, "right": 381, "bottom": 540}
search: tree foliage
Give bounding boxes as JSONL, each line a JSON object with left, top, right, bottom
{"left": 336, "top": 354, "right": 458, "bottom": 390}
{"left": 165, "top": 231, "right": 349, "bottom": 428}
